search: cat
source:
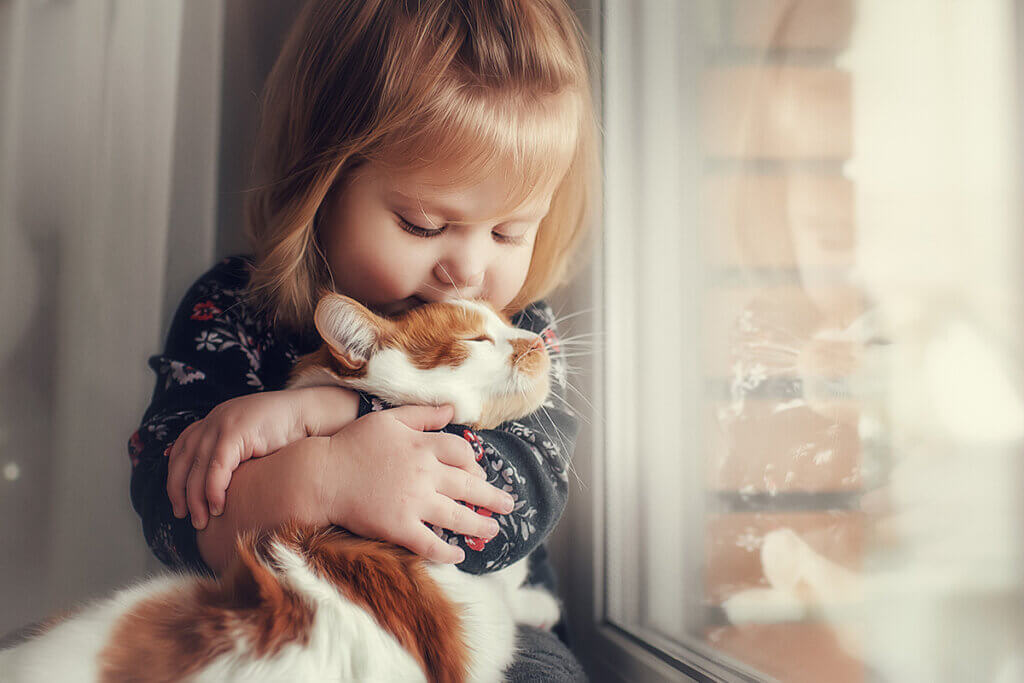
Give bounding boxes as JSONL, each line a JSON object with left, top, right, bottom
{"left": 1, "top": 294, "right": 563, "bottom": 683}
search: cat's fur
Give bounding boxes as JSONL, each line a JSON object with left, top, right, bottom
{"left": 1, "top": 294, "right": 561, "bottom": 682}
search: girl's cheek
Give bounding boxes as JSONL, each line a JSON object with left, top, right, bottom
{"left": 488, "top": 253, "right": 532, "bottom": 309}
{"left": 363, "top": 241, "right": 428, "bottom": 299}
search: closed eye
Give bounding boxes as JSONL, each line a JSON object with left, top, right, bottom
{"left": 468, "top": 334, "right": 495, "bottom": 345}
{"left": 397, "top": 215, "right": 446, "bottom": 238}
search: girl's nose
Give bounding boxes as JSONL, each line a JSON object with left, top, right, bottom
{"left": 435, "top": 251, "right": 485, "bottom": 290}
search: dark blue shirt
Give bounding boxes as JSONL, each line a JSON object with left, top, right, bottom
{"left": 128, "top": 255, "right": 578, "bottom": 589}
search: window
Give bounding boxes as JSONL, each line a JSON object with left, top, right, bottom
{"left": 559, "top": 2, "right": 1024, "bottom": 681}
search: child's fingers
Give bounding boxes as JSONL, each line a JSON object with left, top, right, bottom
{"left": 185, "top": 430, "right": 218, "bottom": 529}
{"left": 435, "top": 469, "right": 515, "bottom": 515}
{"left": 388, "top": 404, "right": 455, "bottom": 432}
{"left": 204, "top": 440, "right": 243, "bottom": 517}
{"left": 425, "top": 497, "right": 500, "bottom": 540}
{"left": 404, "top": 525, "right": 465, "bottom": 565}
{"left": 166, "top": 429, "right": 199, "bottom": 518}
{"left": 433, "top": 433, "right": 486, "bottom": 478}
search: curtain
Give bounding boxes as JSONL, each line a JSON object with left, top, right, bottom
{"left": 0, "top": 0, "right": 222, "bottom": 632}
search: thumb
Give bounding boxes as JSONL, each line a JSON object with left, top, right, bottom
{"left": 388, "top": 404, "right": 455, "bottom": 432}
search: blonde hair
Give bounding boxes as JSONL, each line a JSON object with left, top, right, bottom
{"left": 245, "top": 0, "right": 600, "bottom": 332}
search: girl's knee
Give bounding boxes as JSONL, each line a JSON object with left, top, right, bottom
{"left": 506, "top": 626, "right": 588, "bottom": 682}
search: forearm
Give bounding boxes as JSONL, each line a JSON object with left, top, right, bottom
{"left": 298, "top": 385, "right": 359, "bottom": 436}
{"left": 196, "top": 436, "right": 332, "bottom": 574}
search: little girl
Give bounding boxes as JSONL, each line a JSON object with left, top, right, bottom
{"left": 129, "top": 0, "right": 597, "bottom": 679}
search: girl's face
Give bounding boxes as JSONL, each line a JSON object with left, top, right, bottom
{"left": 319, "top": 161, "right": 556, "bottom": 315}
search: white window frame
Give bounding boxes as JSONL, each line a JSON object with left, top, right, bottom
{"left": 554, "top": 1, "right": 770, "bottom": 680}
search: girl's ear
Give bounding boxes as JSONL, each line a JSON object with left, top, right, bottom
{"left": 314, "top": 294, "right": 387, "bottom": 372}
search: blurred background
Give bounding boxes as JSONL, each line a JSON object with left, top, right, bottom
{"left": 2, "top": 1, "right": 1023, "bottom": 682}
{"left": 0, "top": 0, "right": 302, "bottom": 635}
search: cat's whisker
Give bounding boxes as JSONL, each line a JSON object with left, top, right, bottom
{"left": 554, "top": 340, "right": 598, "bottom": 347}
{"left": 549, "top": 307, "right": 596, "bottom": 328}
{"left": 420, "top": 281, "right": 448, "bottom": 295}
{"left": 562, "top": 379, "right": 598, "bottom": 418}
{"left": 546, "top": 390, "right": 591, "bottom": 427}
{"left": 536, "top": 404, "right": 575, "bottom": 461}
{"left": 553, "top": 338, "right": 603, "bottom": 350}
{"left": 556, "top": 331, "right": 603, "bottom": 341}
{"left": 537, "top": 405, "right": 585, "bottom": 490}
{"left": 553, "top": 344, "right": 600, "bottom": 355}
{"left": 436, "top": 263, "right": 463, "bottom": 301}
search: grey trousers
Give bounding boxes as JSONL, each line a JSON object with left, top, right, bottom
{"left": 506, "top": 625, "right": 589, "bottom": 682}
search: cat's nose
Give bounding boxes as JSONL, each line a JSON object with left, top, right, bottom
{"left": 511, "top": 336, "right": 547, "bottom": 370}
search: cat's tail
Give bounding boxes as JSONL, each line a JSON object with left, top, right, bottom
{"left": 263, "top": 523, "right": 473, "bottom": 683}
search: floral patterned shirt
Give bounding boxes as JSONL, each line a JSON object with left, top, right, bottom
{"left": 128, "top": 256, "right": 578, "bottom": 585}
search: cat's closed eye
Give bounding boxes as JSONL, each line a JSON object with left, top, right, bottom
{"left": 468, "top": 334, "right": 495, "bottom": 345}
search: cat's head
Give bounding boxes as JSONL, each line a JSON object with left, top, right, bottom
{"left": 288, "top": 294, "right": 551, "bottom": 429}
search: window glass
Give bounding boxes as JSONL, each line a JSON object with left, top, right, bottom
{"left": 602, "top": 2, "right": 1024, "bottom": 681}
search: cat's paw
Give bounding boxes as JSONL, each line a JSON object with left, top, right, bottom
{"left": 511, "top": 586, "right": 561, "bottom": 630}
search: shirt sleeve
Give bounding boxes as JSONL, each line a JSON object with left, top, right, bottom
{"left": 127, "top": 257, "right": 272, "bottom": 575}
{"left": 355, "top": 300, "right": 580, "bottom": 574}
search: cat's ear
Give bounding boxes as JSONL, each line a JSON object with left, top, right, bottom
{"left": 314, "top": 294, "right": 388, "bottom": 372}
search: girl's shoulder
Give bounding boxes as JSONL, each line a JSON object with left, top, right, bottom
{"left": 167, "top": 254, "right": 265, "bottom": 337}
{"left": 176, "top": 255, "right": 255, "bottom": 312}
{"left": 189, "top": 254, "right": 254, "bottom": 294}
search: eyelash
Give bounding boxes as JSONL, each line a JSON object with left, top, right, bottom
{"left": 397, "top": 216, "right": 527, "bottom": 246}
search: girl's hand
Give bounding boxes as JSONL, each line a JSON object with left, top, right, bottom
{"left": 321, "top": 404, "right": 517, "bottom": 564}
{"left": 167, "top": 386, "right": 359, "bottom": 529}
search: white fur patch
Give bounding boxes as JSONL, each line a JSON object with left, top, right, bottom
{"left": 316, "top": 296, "right": 378, "bottom": 361}
{"left": 339, "top": 300, "right": 545, "bottom": 425}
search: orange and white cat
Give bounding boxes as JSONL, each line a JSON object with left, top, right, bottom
{"left": 1, "top": 294, "right": 562, "bottom": 683}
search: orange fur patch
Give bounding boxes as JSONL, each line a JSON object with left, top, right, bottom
{"left": 292, "top": 344, "right": 368, "bottom": 382}
{"left": 98, "top": 533, "right": 314, "bottom": 682}
{"left": 384, "top": 302, "right": 489, "bottom": 370}
{"left": 510, "top": 336, "right": 546, "bottom": 376}
{"left": 280, "top": 523, "right": 470, "bottom": 683}
{"left": 474, "top": 334, "right": 550, "bottom": 429}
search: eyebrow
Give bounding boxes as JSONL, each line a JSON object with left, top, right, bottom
{"left": 387, "top": 190, "right": 548, "bottom": 224}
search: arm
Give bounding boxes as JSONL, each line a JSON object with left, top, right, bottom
{"left": 129, "top": 257, "right": 290, "bottom": 573}
{"left": 199, "top": 404, "right": 515, "bottom": 573}
{"left": 195, "top": 436, "right": 331, "bottom": 574}
{"left": 353, "top": 300, "right": 580, "bottom": 574}
{"left": 165, "top": 384, "right": 358, "bottom": 529}
{"left": 131, "top": 259, "right": 513, "bottom": 574}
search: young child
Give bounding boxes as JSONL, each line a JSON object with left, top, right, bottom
{"left": 128, "top": 0, "right": 597, "bottom": 679}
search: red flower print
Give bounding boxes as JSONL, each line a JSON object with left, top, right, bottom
{"left": 462, "top": 429, "right": 484, "bottom": 461}
{"left": 462, "top": 503, "right": 495, "bottom": 551}
{"left": 190, "top": 301, "right": 222, "bottom": 321}
{"left": 541, "top": 328, "right": 561, "bottom": 352}
{"left": 466, "top": 536, "right": 488, "bottom": 551}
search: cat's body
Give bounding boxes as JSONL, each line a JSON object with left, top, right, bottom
{"left": 1, "top": 295, "right": 560, "bottom": 682}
